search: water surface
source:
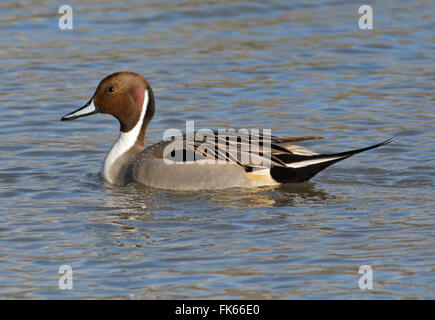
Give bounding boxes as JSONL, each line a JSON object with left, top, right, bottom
{"left": 0, "top": 0, "right": 434, "bottom": 299}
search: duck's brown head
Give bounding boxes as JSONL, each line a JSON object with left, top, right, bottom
{"left": 61, "top": 71, "right": 155, "bottom": 135}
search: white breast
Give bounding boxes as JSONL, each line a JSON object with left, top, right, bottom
{"left": 103, "top": 90, "right": 148, "bottom": 184}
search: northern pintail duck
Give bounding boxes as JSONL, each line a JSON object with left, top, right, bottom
{"left": 61, "top": 71, "right": 393, "bottom": 190}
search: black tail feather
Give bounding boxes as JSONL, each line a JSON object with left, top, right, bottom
{"left": 271, "top": 136, "right": 395, "bottom": 183}
{"left": 313, "top": 136, "right": 395, "bottom": 160}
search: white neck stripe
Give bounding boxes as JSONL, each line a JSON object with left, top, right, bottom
{"left": 103, "top": 89, "right": 148, "bottom": 183}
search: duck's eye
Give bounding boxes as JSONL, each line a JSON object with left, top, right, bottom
{"left": 108, "top": 87, "right": 115, "bottom": 92}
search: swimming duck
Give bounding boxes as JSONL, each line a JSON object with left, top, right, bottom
{"left": 61, "top": 71, "right": 393, "bottom": 190}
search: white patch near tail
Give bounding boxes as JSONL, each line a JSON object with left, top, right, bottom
{"left": 246, "top": 168, "right": 279, "bottom": 186}
{"left": 285, "top": 156, "right": 343, "bottom": 168}
{"left": 103, "top": 90, "right": 148, "bottom": 184}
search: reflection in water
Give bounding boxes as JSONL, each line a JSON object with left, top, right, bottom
{"left": 103, "top": 179, "right": 332, "bottom": 212}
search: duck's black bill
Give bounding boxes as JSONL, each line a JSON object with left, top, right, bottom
{"left": 61, "top": 98, "right": 100, "bottom": 121}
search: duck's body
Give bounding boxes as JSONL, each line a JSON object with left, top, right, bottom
{"left": 61, "top": 71, "right": 393, "bottom": 190}
{"left": 117, "top": 149, "right": 250, "bottom": 190}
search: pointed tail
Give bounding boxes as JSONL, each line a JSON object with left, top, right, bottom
{"left": 270, "top": 136, "right": 395, "bottom": 183}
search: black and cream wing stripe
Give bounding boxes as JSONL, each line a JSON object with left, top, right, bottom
{"left": 162, "top": 131, "right": 322, "bottom": 168}
{"left": 156, "top": 132, "right": 394, "bottom": 182}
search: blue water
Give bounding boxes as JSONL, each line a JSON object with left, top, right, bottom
{"left": 0, "top": 0, "right": 434, "bottom": 299}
